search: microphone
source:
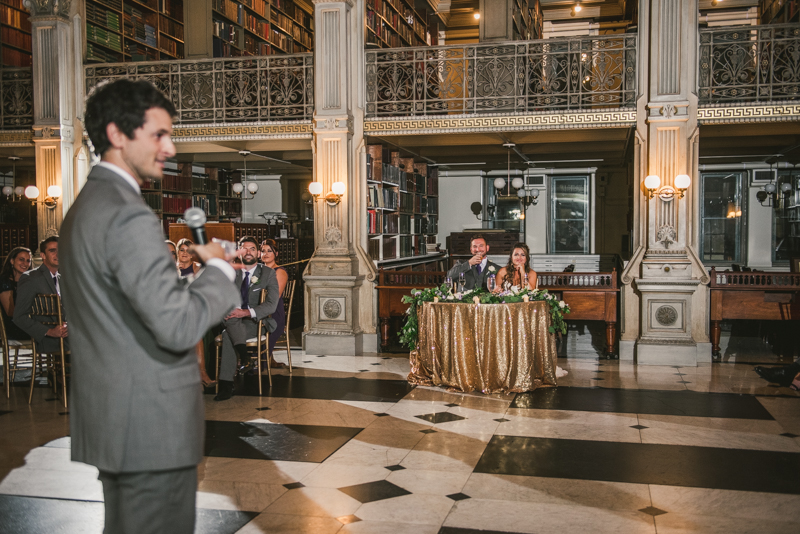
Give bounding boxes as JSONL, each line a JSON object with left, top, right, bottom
{"left": 184, "top": 207, "right": 208, "bottom": 245}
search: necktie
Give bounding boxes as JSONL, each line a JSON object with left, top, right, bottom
{"left": 476, "top": 264, "right": 482, "bottom": 275}
{"left": 240, "top": 272, "right": 250, "bottom": 308}
{"left": 53, "top": 274, "right": 60, "bottom": 296}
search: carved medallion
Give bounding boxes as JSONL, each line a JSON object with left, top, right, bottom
{"left": 657, "top": 225, "right": 676, "bottom": 249}
{"left": 325, "top": 226, "right": 342, "bottom": 246}
{"left": 322, "top": 299, "right": 342, "bottom": 319}
{"left": 655, "top": 305, "right": 678, "bottom": 326}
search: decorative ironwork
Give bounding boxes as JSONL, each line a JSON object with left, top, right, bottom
{"left": 0, "top": 68, "right": 34, "bottom": 129}
{"left": 85, "top": 55, "right": 314, "bottom": 124}
{"left": 366, "top": 35, "right": 637, "bottom": 117}
{"left": 699, "top": 24, "right": 800, "bottom": 104}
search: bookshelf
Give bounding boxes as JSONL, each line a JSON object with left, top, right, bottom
{"left": 365, "top": 0, "right": 428, "bottom": 49}
{"left": 212, "top": 0, "right": 314, "bottom": 58}
{"left": 512, "top": 0, "right": 543, "bottom": 41}
{"left": 0, "top": 0, "right": 32, "bottom": 67}
{"left": 366, "top": 145, "right": 438, "bottom": 263}
{"left": 759, "top": 0, "right": 799, "bottom": 24}
{"left": 85, "top": 0, "right": 185, "bottom": 63}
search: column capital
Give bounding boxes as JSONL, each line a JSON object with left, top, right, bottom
{"left": 312, "top": 0, "right": 355, "bottom": 6}
{"left": 23, "top": 0, "right": 72, "bottom": 19}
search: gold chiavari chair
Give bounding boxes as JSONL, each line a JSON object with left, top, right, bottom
{"left": 215, "top": 288, "right": 271, "bottom": 396}
{"left": 0, "top": 309, "right": 34, "bottom": 398}
{"left": 276, "top": 280, "right": 296, "bottom": 373}
{"left": 28, "top": 294, "right": 69, "bottom": 407}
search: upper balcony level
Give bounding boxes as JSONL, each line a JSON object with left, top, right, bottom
{"left": 2, "top": 22, "right": 800, "bottom": 134}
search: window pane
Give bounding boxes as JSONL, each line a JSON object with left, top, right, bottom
{"left": 773, "top": 172, "right": 800, "bottom": 263}
{"left": 700, "top": 172, "right": 743, "bottom": 263}
{"left": 551, "top": 176, "right": 589, "bottom": 253}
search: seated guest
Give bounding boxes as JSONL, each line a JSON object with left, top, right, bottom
{"left": 0, "top": 246, "right": 32, "bottom": 340}
{"left": 13, "top": 236, "right": 69, "bottom": 352}
{"left": 165, "top": 240, "right": 177, "bottom": 263}
{"left": 215, "top": 236, "right": 280, "bottom": 401}
{"left": 260, "top": 239, "right": 288, "bottom": 369}
{"left": 494, "top": 242, "right": 537, "bottom": 292}
{"left": 446, "top": 234, "right": 500, "bottom": 291}
{"left": 176, "top": 238, "right": 200, "bottom": 277}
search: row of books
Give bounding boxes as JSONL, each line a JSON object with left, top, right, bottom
{"left": 87, "top": 23, "right": 123, "bottom": 52}
{"left": 273, "top": 0, "right": 313, "bottom": 30}
{"left": 159, "top": 16, "right": 183, "bottom": 41}
{"left": 2, "top": 47, "right": 31, "bottom": 66}
{"left": 366, "top": 19, "right": 404, "bottom": 48}
{"left": 86, "top": 42, "right": 121, "bottom": 63}
{"left": 244, "top": 36, "right": 270, "bottom": 55}
{"left": 1, "top": 25, "right": 31, "bottom": 51}
{"left": 86, "top": 2, "right": 121, "bottom": 32}
{"left": 192, "top": 194, "right": 218, "bottom": 217}
{"left": 367, "top": 185, "right": 399, "bottom": 210}
{"left": 92, "top": 0, "right": 123, "bottom": 12}
{"left": 159, "top": 34, "right": 183, "bottom": 56}
{"left": 127, "top": 42, "right": 158, "bottom": 61}
{"left": 1, "top": 4, "right": 31, "bottom": 32}
{"left": 142, "top": 191, "right": 163, "bottom": 212}
{"left": 123, "top": 5, "right": 158, "bottom": 48}
{"left": 161, "top": 173, "right": 193, "bottom": 191}
{"left": 191, "top": 176, "right": 219, "bottom": 193}
{"left": 159, "top": 0, "right": 184, "bottom": 21}
{"left": 243, "top": 12, "right": 269, "bottom": 40}
{"left": 238, "top": 0, "right": 268, "bottom": 18}
{"left": 367, "top": 236, "right": 397, "bottom": 261}
{"left": 219, "top": 198, "right": 242, "bottom": 217}
{"left": 162, "top": 193, "right": 192, "bottom": 214}
{"left": 214, "top": 18, "right": 239, "bottom": 43}
{"left": 213, "top": 37, "right": 242, "bottom": 57}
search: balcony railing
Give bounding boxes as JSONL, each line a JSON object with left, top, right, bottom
{"left": 85, "top": 54, "right": 314, "bottom": 124}
{"left": 699, "top": 24, "right": 800, "bottom": 104}
{"left": 366, "top": 35, "right": 637, "bottom": 117}
{"left": 0, "top": 68, "right": 33, "bottom": 129}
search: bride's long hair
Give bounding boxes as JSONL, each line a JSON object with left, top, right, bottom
{"left": 502, "top": 242, "right": 532, "bottom": 287}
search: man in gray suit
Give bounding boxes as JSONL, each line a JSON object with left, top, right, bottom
{"left": 446, "top": 234, "right": 501, "bottom": 291}
{"left": 60, "top": 79, "right": 239, "bottom": 534}
{"left": 13, "top": 235, "right": 68, "bottom": 353}
{"left": 215, "top": 235, "right": 280, "bottom": 401}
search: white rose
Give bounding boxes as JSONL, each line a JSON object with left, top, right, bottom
{"left": 546, "top": 294, "right": 553, "bottom": 300}
{"left": 559, "top": 301, "right": 566, "bottom": 308}
{"left": 447, "top": 294, "right": 454, "bottom": 300}
{"left": 488, "top": 266, "right": 496, "bottom": 273}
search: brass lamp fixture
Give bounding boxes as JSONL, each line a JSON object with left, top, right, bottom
{"left": 644, "top": 174, "right": 691, "bottom": 200}
{"left": 232, "top": 150, "right": 259, "bottom": 200}
{"left": 308, "top": 180, "right": 345, "bottom": 206}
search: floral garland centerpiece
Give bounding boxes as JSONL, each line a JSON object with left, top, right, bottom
{"left": 399, "top": 284, "right": 570, "bottom": 351}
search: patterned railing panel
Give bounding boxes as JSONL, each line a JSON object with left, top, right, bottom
{"left": 538, "top": 272, "right": 618, "bottom": 289}
{"left": 699, "top": 24, "right": 800, "bottom": 104}
{"left": 710, "top": 270, "right": 800, "bottom": 288}
{"left": 366, "top": 35, "right": 637, "bottom": 117}
{"left": 0, "top": 68, "right": 33, "bottom": 129}
{"left": 378, "top": 269, "right": 446, "bottom": 287}
{"left": 85, "top": 55, "right": 314, "bottom": 124}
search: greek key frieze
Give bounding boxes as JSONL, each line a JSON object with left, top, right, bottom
{"left": 698, "top": 103, "right": 800, "bottom": 124}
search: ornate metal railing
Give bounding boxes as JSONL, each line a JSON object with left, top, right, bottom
{"left": 699, "top": 24, "right": 800, "bottom": 104}
{"left": 85, "top": 54, "right": 314, "bottom": 124}
{"left": 0, "top": 68, "right": 33, "bottom": 129}
{"left": 366, "top": 35, "right": 637, "bottom": 117}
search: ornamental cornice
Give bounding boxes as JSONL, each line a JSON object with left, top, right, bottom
{"left": 171, "top": 121, "right": 312, "bottom": 142}
{"left": 23, "top": 0, "right": 71, "bottom": 18}
{"left": 0, "top": 130, "right": 34, "bottom": 147}
{"left": 364, "top": 109, "right": 637, "bottom": 135}
{"left": 697, "top": 102, "right": 800, "bottom": 124}
{"left": 312, "top": 0, "right": 354, "bottom": 6}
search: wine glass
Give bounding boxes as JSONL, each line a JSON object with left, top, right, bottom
{"left": 487, "top": 274, "right": 496, "bottom": 293}
{"left": 444, "top": 276, "right": 453, "bottom": 292}
{"left": 457, "top": 272, "right": 466, "bottom": 293}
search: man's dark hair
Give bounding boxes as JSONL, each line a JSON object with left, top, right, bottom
{"left": 238, "top": 236, "right": 258, "bottom": 248}
{"left": 84, "top": 79, "right": 176, "bottom": 157}
{"left": 470, "top": 233, "right": 487, "bottom": 245}
{"left": 40, "top": 235, "right": 59, "bottom": 253}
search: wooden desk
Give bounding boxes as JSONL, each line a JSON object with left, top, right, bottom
{"left": 538, "top": 269, "right": 619, "bottom": 358}
{"left": 376, "top": 269, "right": 446, "bottom": 350}
{"left": 709, "top": 267, "right": 800, "bottom": 358}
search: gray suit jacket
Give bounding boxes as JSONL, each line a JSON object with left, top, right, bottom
{"left": 13, "top": 264, "right": 60, "bottom": 344}
{"left": 228, "top": 264, "right": 280, "bottom": 333}
{"left": 447, "top": 259, "right": 501, "bottom": 291}
{"left": 60, "top": 165, "right": 239, "bottom": 474}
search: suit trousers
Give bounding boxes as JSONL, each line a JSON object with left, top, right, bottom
{"left": 98, "top": 466, "right": 196, "bottom": 534}
{"left": 219, "top": 317, "right": 259, "bottom": 381}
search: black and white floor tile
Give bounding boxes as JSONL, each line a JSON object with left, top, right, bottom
{"left": 2, "top": 323, "right": 800, "bottom": 533}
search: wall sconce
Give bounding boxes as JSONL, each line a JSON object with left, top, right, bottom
{"left": 473, "top": 11, "right": 480, "bottom": 20}
{"left": 571, "top": 2, "right": 582, "bottom": 16}
{"left": 309, "top": 181, "right": 345, "bottom": 206}
{"left": 758, "top": 180, "right": 793, "bottom": 208}
{"left": 644, "top": 174, "right": 691, "bottom": 200}
{"left": 24, "top": 184, "right": 62, "bottom": 209}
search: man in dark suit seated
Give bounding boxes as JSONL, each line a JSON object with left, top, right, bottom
{"left": 215, "top": 236, "right": 280, "bottom": 401}
{"left": 13, "top": 235, "right": 68, "bottom": 352}
{"left": 446, "top": 234, "right": 501, "bottom": 291}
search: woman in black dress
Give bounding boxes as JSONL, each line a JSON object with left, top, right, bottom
{"left": 176, "top": 238, "right": 200, "bottom": 278}
{"left": 260, "top": 239, "right": 288, "bottom": 368}
{"left": 0, "top": 247, "right": 32, "bottom": 340}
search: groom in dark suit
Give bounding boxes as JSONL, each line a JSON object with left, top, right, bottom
{"left": 13, "top": 236, "right": 68, "bottom": 353}
{"left": 446, "top": 234, "right": 500, "bottom": 291}
{"left": 61, "top": 79, "right": 239, "bottom": 534}
{"left": 215, "top": 235, "right": 280, "bottom": 401}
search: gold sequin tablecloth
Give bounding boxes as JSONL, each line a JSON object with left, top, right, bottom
{"left": 409, "top": 301, "right": 558, "bottom": 393}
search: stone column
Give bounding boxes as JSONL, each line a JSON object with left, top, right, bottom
{"left": 303, "top": 0, "right": 378, "bottom": 355}
{"left": 619, "top": 0, "right": 711, "bottom": 365}
{"left": 25, "top": 0, "right": 80, "bottom": 239}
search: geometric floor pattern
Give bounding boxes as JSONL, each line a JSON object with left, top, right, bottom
{"left": 2, "top": 322, "right": 800, "bottom": 533}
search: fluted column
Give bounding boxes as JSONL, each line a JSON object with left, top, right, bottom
{"left": 303, "top": 0, "right": 378, "bottom": 355}
{"left": 620, "top": 0, "right": 711, "bottom": 365}
{"left": 26, "top": 0, "right": 81, "bottom": 239}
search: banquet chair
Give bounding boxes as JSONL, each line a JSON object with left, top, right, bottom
{"left": 215, "top": 288, "right": 271, "bottom": 395}
{"left": 28, "top": 294, "right": 70, "bottom": 408}
{"left": 0, "top": 310, "right": 34, "bottom": 398}
{"left": 275, "top": 279, "right": 296, "bottom": 373}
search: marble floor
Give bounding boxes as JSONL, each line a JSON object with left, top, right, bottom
{"left": 1, "top": 322, "right": 800, "bottom": 534}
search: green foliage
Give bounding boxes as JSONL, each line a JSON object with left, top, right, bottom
{"left": 398, "top": 284, "right": 570, "bottom": 350}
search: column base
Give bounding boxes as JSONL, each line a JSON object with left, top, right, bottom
{"left": 635, "top": 340, "right": 712, "bottom": 366}
{"left": 303, "top": 332, "right": 377, "bottom": 356}
{"left": 619, "top": 340, "right": 636, "bottom": 361}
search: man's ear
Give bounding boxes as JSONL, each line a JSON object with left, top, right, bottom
{"left": 105, "top": 122, "right": 126, "bottom": 149}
